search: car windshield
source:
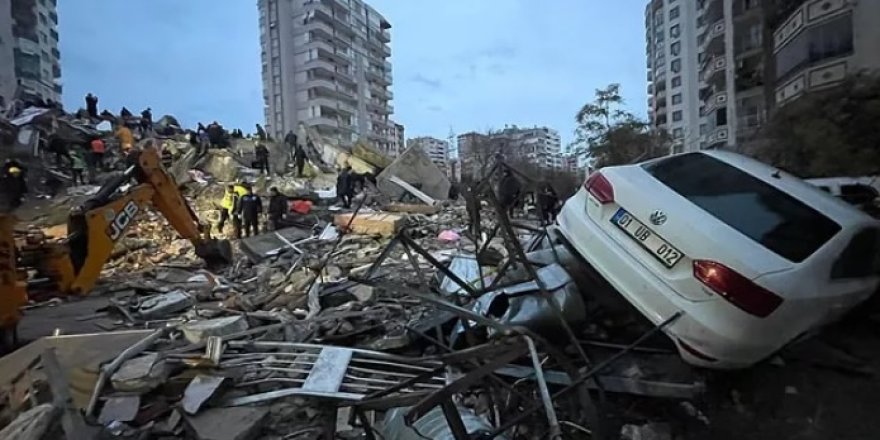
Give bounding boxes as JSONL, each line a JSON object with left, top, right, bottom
{"left": 643, "top": 153, "right": 841, "bottom": 262}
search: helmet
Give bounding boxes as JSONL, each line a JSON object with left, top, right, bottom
{"left": 8, "top": 166, "right": 21, "bottom": 175}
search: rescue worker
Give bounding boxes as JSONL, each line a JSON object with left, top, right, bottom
{"left": 268, "top": 187, "right": 288, "bottom": 231}
{"left": 254, "top": 143, "right": 270, "bottom": 175}
{"left": 293, "top": 143, "right": 307, "bottom": 177}
{"left": 237, "top": 185, "right": 263, "bottom": 237}
{"left": 497, "top": 168, "right": 521, "bottom": 218}
{"left": 70, "top": 147, "right": 87, "bottom": 185}
{"left": 255, "top": 124, "right": 267, "bottom": 141}
{"left": 90, "top": 137, "right": 106, "bottom": 170}
{"left": 115, "top": 122, "right": 134, "bottom": 152}
{"left": 217, "top": 184, "right": 240, "bottom": 236}
{"left": 85, "top": 93, "right": 98, "bottom": 118}
{"left": 2, "top": 161, "right": 27, "bottom": 208}
{"left": 336, "top": 165, "right": 353, "bottom": 208}
{"left": 537, "top": 183, "right": 560, "bottom": 225}
{"left": 140, "top": 108, "right": 153, "bottom": 134}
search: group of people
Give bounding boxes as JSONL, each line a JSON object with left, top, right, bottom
{"left": 217, "top": 184, "right": 290, "bottom": 238}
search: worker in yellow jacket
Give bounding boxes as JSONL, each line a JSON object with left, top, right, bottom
{"left": 218, "top": 185, "right": 240, "bottom": 236}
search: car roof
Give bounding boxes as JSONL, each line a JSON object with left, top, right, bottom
{"left": 690, "top": 150, "right": 880, "bottom": 229}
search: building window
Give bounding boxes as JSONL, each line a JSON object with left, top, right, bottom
{"left": 669, "top": 6, "right": 680, "bottom": 20}
{"left": 776, "top": 14, "right": 853, "bottom": 80}
{"left": 672, "top": 76, "right": 682, "bottom": 87}
{"left": 716, "top": 107, "right": 728, "bottom": 126}
{"left": 673, "top": 110, "right": 683, "bottom": 121}
{"left": 673, "top": 128, "right": 684, "bottom": 138}
{"left": 671, "top": 59, "right": 681, "bottom": 73}
{"left": 670, "top": 24, "right": 680, "bottom": 39}
{"left": 671, "top": 41, "right": 681, "bottom": 56}
{"left": 672, "top": 93, "right": 682, "bottom": 104}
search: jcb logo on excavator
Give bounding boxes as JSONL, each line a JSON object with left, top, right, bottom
{"left": 107, "top": 201, "right": 140, "bottom": 241}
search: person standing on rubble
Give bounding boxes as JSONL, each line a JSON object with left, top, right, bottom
{"left": 268, "top": 187, "right": 288, "bottom": 231}
{"left": 217, "top": 184, "right": 239, "bottom": 236}
{"left": 237, "top": 185, "right": 263, "bottom": 237}
{"left": 293, "top": 142, "right": 307, "bottom": 177}
{"left": 336, "top": 165, "right": 354, "bottom": 208}
{"left": 69, "top": 147, "right": 87, "bottom": 185}
{"left": 497, "top": 168, "right": 522, "bottom": 218}
{"left": 2, "top": 160, "right": 27, "bottom": 208}
{"left": 254, "top": 142, "right": 270, "bottom": 175}
{"left": 90, "top": 137, "right": 106, "bottom": 171}
{"left": 85, "top": 93, "right": 98, "bottom": 118}
{"left": 140, "top": 108, "right": 153, "bottom": 134}
{"left": 537, "top": 182, "right": 559, "bottom": 225}
{"left": 255, "top": 124, "right": 267, "bottom": 141}
{"left": 284, "top": 130, "right": 298, "bottom": 161}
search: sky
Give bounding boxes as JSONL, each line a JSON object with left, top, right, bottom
{"left": 59, "top": 0, "right": 648, "bottom": 149}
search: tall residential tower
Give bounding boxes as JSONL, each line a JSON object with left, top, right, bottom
{"left": 258, "top": 0, "right": 395, "bottom": 154}
{"left": 0, "top": 0, "right": 62, "bottom": 105}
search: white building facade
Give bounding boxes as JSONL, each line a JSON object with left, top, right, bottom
{"left": 407, "top": 136, "right": 449, "bottom": 175}
{"left": 258, "top": 0, "right": 394, "bottom": 151}
{"left": 645, "top": 0, "right": 702, "bottom": 153}
{"left": 1, "top": 0, "right": 61, "bottom": 105}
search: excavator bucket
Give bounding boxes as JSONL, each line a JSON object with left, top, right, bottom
{"left": 194, "top": 239, "right": 233, "bottom": 268}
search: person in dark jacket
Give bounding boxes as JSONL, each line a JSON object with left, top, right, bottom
{"left": 254, "top": 143, "right": 270, "bottom": 175}
{"left": 497, "top": 168, "right": 521, "bottom": 218}
{"left": 140, "top": 108, "right": 153, "bottom": 133}
{"left": 336, "top": 166, "right": 354, "bottom": 208}
{"left": 85, "top": 93, "right": 98, "bottom": 118}
{"left": 1, "top": 160, "right": 27, "bottom": 209}
{"left": 293, "top": 143, "right": 307, "bottom": 177}
{"left": 255, "top": 124, "right": 267, "bottom": 141}
{"left": 267, "top": 187, "right": 288, "bottom": 231}
{"left": 537, "top": 182, "right": 560, "bottom": 225}
{"left": 236, "top": 186, "right": 263, "bottom": 237}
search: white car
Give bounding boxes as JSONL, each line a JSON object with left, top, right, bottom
{"left": 557, "top": 150, "right": 880, "bottom": 368}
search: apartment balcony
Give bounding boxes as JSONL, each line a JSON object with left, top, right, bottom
{"left": 701, "top": 19, "right": 725, "bottom": 55}
{"left": 305, "top": 19, "right": 335, "bottom": 39}
{"left": 705, "top": 126, "right": 730, "bottom": 145}
{"left": 698, "top": 0, "right": 724, "bottom": 28}
{"left": 378, "top": 28, "right": 390, "bottom": 43}
{"left": 303, "top": 115, "right": 339, "bottom": 129}
{"left": 700, "top": 56, "right": 726, "bottom": 85}
{"left": 304, "top": 76, "right": 337, "bottom": 91}
{"left": 701, "top": 91, "right": 728, "bottom": 116}
{"left": 302, "top": 57, "right": 337, "bottom": 74}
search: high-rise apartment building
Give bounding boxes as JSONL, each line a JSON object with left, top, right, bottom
{"left": 645, "top": 0, "right": 702, "bottom": 152}
{"left": 258, "top": 0, "right": 394, "bottom": 151}
{"left": 388, "top": 120, "right": 404, "bottom": 157}
{"left": 457, "top": 126, "right": 562, "bottom": 178}
{"left": 772, "top": 0, "right": 880, "bottom": 107}
{"left": 0, "top": 0, "right": 61, "bottom": 105}
{"left": 407, "top": 136, "right": 449, "bottom": 174}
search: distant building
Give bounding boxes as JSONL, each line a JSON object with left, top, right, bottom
{"left": 257, "top": 0, "right": 394, "bottom": 150}
{"left": 1, "top": 0, "right": 61, "bottom": 105}
{"left": 407, "top": 136, "right": 449, "bottom": 174}
{"left": 387, "top": 121, "right": 404, "bottom": 157}
{"left": 456, "top": 126, "right": 561, "bottom": 179}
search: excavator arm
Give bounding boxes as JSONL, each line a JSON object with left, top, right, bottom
{"left": 42, "top": 145, "right": 232, "bottom": 295}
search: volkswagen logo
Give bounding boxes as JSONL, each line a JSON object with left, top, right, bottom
{"left": 649, "top": 210, "right": 667, "bottom": 226}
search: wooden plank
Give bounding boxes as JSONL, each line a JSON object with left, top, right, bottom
{"left": 301, "top": 347, "right": 353, "bottom": 394}
{"left": 334, "top": 213, "right": 403, "bottom": 237}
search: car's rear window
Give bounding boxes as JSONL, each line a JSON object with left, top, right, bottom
{"left": 643, "top": 153, "right": 841, "bottom": 262}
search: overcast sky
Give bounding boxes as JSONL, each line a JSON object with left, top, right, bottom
{"left": 59, "top": 0, "right": 647, "bottom": 147}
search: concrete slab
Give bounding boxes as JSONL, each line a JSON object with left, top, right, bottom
{"left": 111, "top": 353, "right": 170, "bottom": 393}
{"left": 182, "top": 316, "right": 249, "bottom": 344}
{"left": 239, "top": 226, "right": 313, "bottom": 262}
{"left": 376, "top": 146, "right": 450, "bottom": 201}
{"left": 185, "top": 406, "right": 268, "bottom": 440}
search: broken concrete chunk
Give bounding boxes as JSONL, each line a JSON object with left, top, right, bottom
{"left": 182, "top": 375, "right": 227, "bottom": 415}
{"left": 334, "top": 212, "right": 403, "bottom": 237}
{"left": 98, "top": 395, "right": 141, "bottom": 425}
{"left": 0, "top": 403, "right": 55, "bottom": 440}
{"left": 185, "top": 407, "right": 268, "bottom": 440}
{"left": 136, "top": 290, "right": 195, "bottom": 319}
{"left": 620, "top": 423, "right": 672, "bottom": 440}
{"left": 376, "top": 146, "right": 450, "bottom": 202}
{"left": 182, "top": 316, "right": 250, "bottom": 344}
{"left": 111, "top": 353, "right": 170, "bottom": 393}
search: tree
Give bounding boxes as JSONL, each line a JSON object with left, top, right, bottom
{"left": 572, "top": 84, "right": 670, "bottom": 168}
{"left": 750, "top": 74, "right": 880, "bottom": 177}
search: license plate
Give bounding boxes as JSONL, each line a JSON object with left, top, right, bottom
{"left": 611, "top": 208, "right": 683, "bottom": 268}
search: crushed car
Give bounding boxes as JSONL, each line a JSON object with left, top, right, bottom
{"left": 556, "top": 150, "right": 880, "bottom": 368}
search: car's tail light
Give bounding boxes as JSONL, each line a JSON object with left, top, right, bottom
{"left": 693, "top": 260, "right": 784, "bottom": 318}
{"left": 584, "top": 172, "right": 614, "bottom": 204}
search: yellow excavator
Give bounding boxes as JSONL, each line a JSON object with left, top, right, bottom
{"left": 0, "top": 145, "right": 232, "bottom": 351}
